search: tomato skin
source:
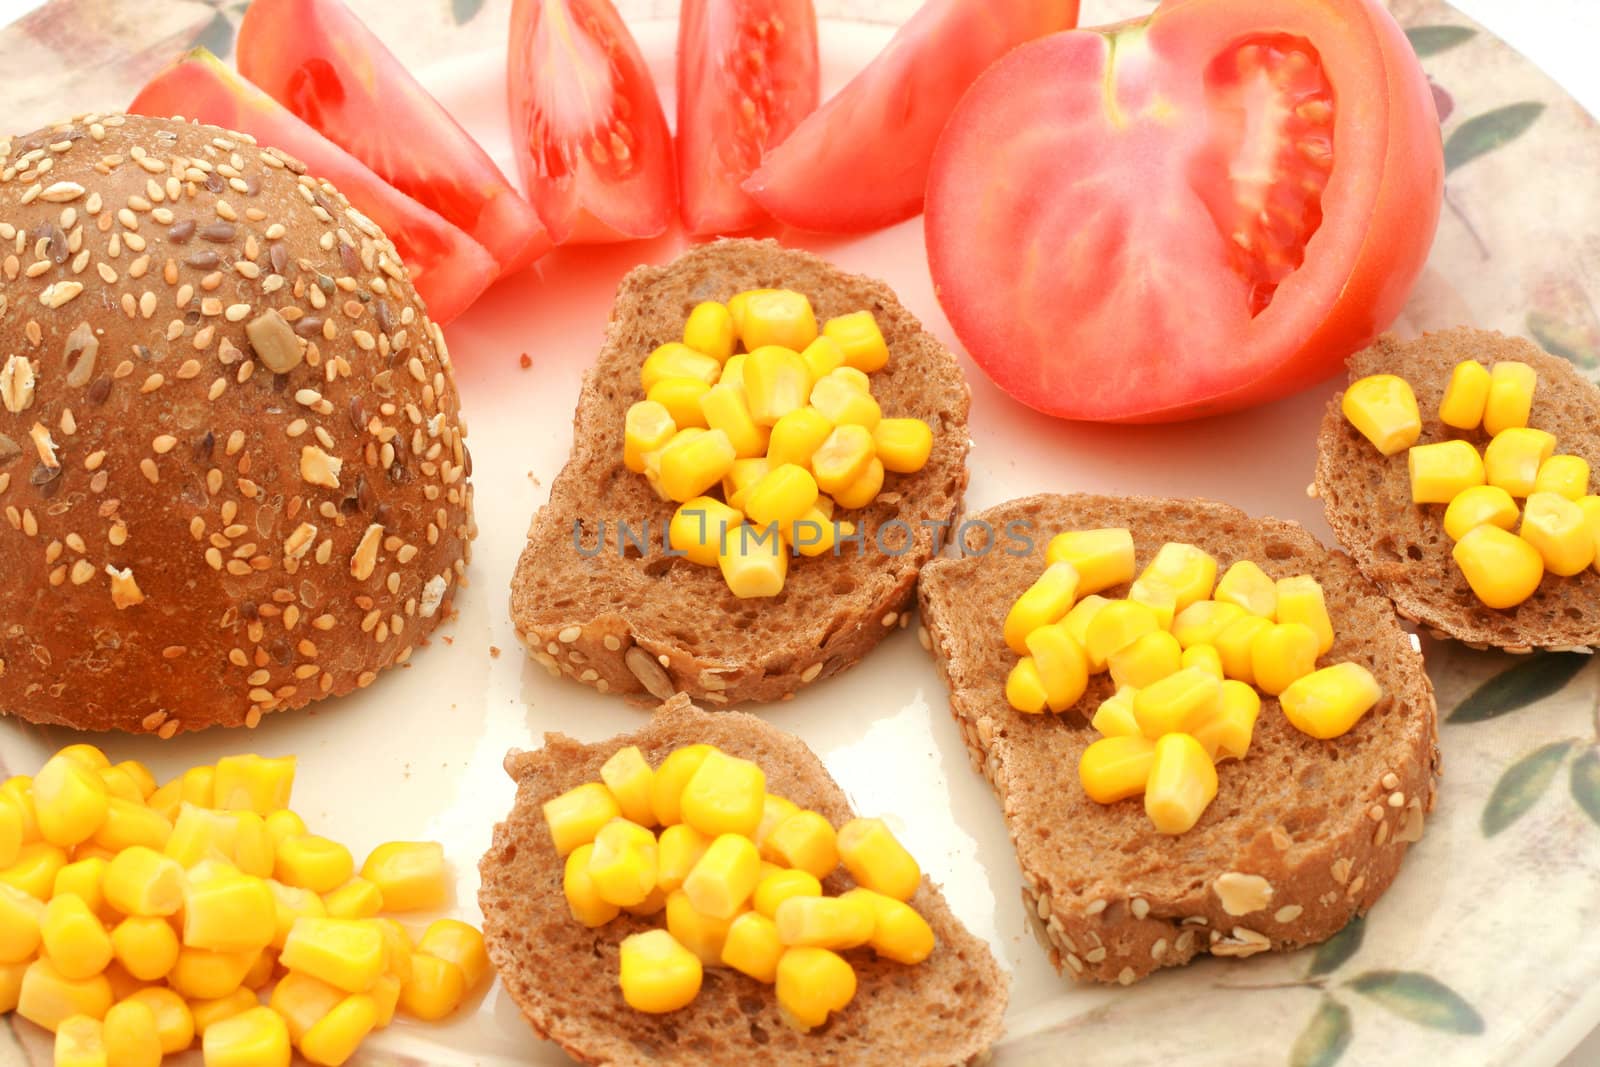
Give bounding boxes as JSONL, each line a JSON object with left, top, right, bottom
{"left": 507, "top": 0, "right": 676, "bottom": 244}
{"left": 676, "top": 0, "right": 819, "bottom": 236}
{"left": 742, "top": 0, "right": 1079, "bottom": 234}
{"left": 130, "top": 49, "right": 499, "bottom": 325}
{"left": 236, "top": 0, "right": 551, "bottom": 275}
{"left": 924, "top": 0, "right": 1443, "bottom": 423}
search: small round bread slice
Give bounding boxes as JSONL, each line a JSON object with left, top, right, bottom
{"left": 479, "top": 695, "right": 1008, "bottom": 1066}
{"left": 916, "top": 493, "right": 1438, "bottom": 984}
{"left": 1316, "top": 327, "right": 1600, "bottom": 651}
{"left": 510, "top": 239, "right": 970, "bottom": 707}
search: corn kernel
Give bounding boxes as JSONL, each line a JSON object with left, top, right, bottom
{"left": 836, "top": 817, "right": 919, "bottom": 901}
{"left": 842, "top": 887, "right": 935, "bottom": 965}
{"left": 684, "top": 301, "right": 736, "bottom": 362}
{"left": 624, "top": 400, "right": 677, "bottom": 474}
{"left": 754, "top": 796, "right": 799, "bottom": 850}
{"left": 863, "top": 420, "right": 931, "bottom": 478}
{"left": 1280, "top": 662, "right": 1383, "bottom": 739}
{"left": 102, "top": 998, "right": 160, "bottom": 1067}
{"left": 415, "top": 919, "right": 488, "bottom": 992}
{"left": 32, "top": 755, "right": 108, "bottom": 849}
{"left": 100, "top": 962, "right": 140, "bottom": 1002}
{"left": 100, "top": 846, "right": 182, "bottom": 918}
{"left": 370, "top": 974, "right": 401, "bottom": 1028}
{"left": 1023, "top": 622, "right": 1090, "bottom": 712}
{"left": 54, "top": 1014, "right": 106, "bottom": 1067}
{"left": 1250, "top": 621, "right": 1319, "bottom": 696}
{"left": 281, "top": 918, "right": 384, "bottom": 993}
{"left": 17, "top": 958, "right": 113, "bottom": 1030}
{"left": 163, "top": 804, "right": 235, "bottom": 869}
{"left": 168, "top": 946, "right": 258, "bottom": 1000}
{"left": 1004, "top": 561, "right": 1080, "bottom": 655}
{"left": 541, "top": 783, "right": 620, "bottom": 859}
{"left": 270, "top": 970, "right": 344, "bottom": 1043}
{"left": 229, "top": 812, "right": 275, "bottom": 879}
{"left": 202, "top": 1006, "right": 290, "bottom": 1067}
{"left": 0, "top": 796, "right": 21, "bottom": 870}
{"left": 809, "top": 374, "right": 881, "bottom": 429}
{"left": 1126, "top": 576, "right": 1178, "bottom": 630}
{"left": 619, "top": 929, "right": 702, "bottom": 1014}
{"left": 1535, "top": 454, "right": 1590, "bottom": 501}
{"left": 0, "top": 882, "right": 43, "bottom": 962}
{"left": 1, "top": 778, "right": 37, "bottom": 844}
{"left": 761, "top": 811, "right": 838, "bottom": 880}
{"left": 652, "top": 746, "right": 716, "bottom": 827}
{"left": 662, "top": 888, "right": 739, "bottom": 965}
{"left": 1108, "top": 629, "right": 1182, "bottom": 691}
{"left": 2, "top": 840, "right": 67, "bottom": 900}
{"left": 745, "top": 463, "right": 820, "bottom": 530}
{"left": 1045, "top": 529, "right": 1134, "bottom": 596}
{"left": 1483, "top": 427, "right": 1557, "bottom": 499}
{"left": 53, "top": 860, "right": 107, "bottom": 922}
{"left": 798, "top": 335, "right": 847, "bottom": 384}
{"left": 265, "top": 879, "right": 325, "bottom": 951}
{"left": 774, "top": 893, "right": 874, "bottom": 950}
{"left": 680, "top": 751, "right": 766, "bottom": 840}
{"left": 1442, "top": 484, "right": 1519, "bottom": 541}
{"left": 683, "top": 834, "right": 760, "bottom": 920}
{"left": 1342, "top": 374, "right": 1421, "bottom": 455}
{"left": 583, "top": 819, "right": 658, "bottom": 909}
{"left": 785, "top": 505, "right": 842, "bottom": 557}
{"left": 719, "top": 352, "right": 748, "bottom": 389}
{"left": 1275, "top": 576, "right": 1336, "bottom": 657}
{"left": 823, "top": 310, "right": 888, "bottom": 373}
{"left": 744, "top": 346, "right": 811, "bottom": 426}
{"left": 255, "top": 813, "right": 302, "bottom": 852}
{"left": 0, "top": 959, "right": 22, "bottom": 1012}
{"left": 753, "top": 868, "right": 822, "bottom": 919}
{"left": 646, "top": 377, "right": 712, "bottom": 431}
{"left": 1408, "top": 439, "right": 1485, "bottom": 503}
{"left": 1089, "top": 687, "right": 1140, "bottom": 737}
{"left": 1139, "top": 543, "right": 1218, "bottom": 612}
{"left": 243, "top": 946, "right": 277, "bottom": 989}
{"left": 1005, "top": 657, "right": 1048, "bottom": 714}
{"left": 87, "top": 801, "right": 169, "bottom": 855}
{"left": 324, "top": 877, "right": 383, "bottom": 920}
{"left": 1484, "top": 360, "right": 1537, "bottom": 436}
{"left": 53, "top": 746, "right": 109, "bottom": 773}
{"left": 738, "top": 290, "right": 817, "bottom": 352}
{"left": 1440, "top": 359, "right": 1491, "bottom": 429}
{"left": 657, "top": 427, "right": 737, "bottom": 504}
{"left": 183, "top": 868, "right": 275, "bottom": 951}
{"left": 1582, "top": 496, "right": 1600, "bottom": 572}
{"left": 1214, "top": 561, "right": 1276, "bottom": 618}
{"left": 211, "top": 755, "right": 295, "bottom": 815}
{"left": 123, "top": 987, "right": 193, "bottom": 1054}
{"left": 642, "top": 343, "right": 722, "bottom": 393}
{"left": 767, "top": 407, "right": 834, "bottom": 470}
{"left": 1192, "top": 679, "right": 1261, "bottom": 761}
{"left": 712, "top": 910, "right": 782, "bottom": 983}
{"left": 367, "top": 917, "right": 412, "bottom": 983}
{"left": 722, "top": 457, "right": 769, "bottom": 511}
{"left": 40, "top": 894, "right": 112, "bottom": 980}
{"left": 1144, "top": 733, "right": 1217, "bottom": 835}
{"left": 179, "top": 766, "right": 216, "bottom": 809}
{"left": 1182, "top": 642, "right": 1224, "bottom": 679}
{"left": 776, "top": 946, "right": 855, "bottom": 1032}
{"left": 830, "top": 455, "right": 884, "bottom": 509}
{"left": 1084, "top": 599, "right": 1162, "bottom": 668}
{"left": 1062, "top": 595, "right": 1111, "bottom": 671}
{"left": 357, "top": 841, "right": 447, "bottom": 913}
{"left": 301, "top": 993, "right": 379, "bottom": 1067}
{"left": 189, "top": 987, "right": 257, "bottom": 1036}
{"left": 656, "top": 823, "right": 711, "bottom": 895}
{"left": 1520, "top": 492, "right": 1595, "bottom": 576}
{"left": 1132, "top": 668, "right": 1221, "bottom": 738}
{"left": 96, "top": 767, "right": 143, "bottom": 805}
{"left": 810, "top": 424, "right": 874, "bottom": 496}
{"left": 107, "top": 916, "right": 177, "bottom": 982}
{"left": 700, "top": 383, "right": 769, "bottom": 459}
{"left": 145, "top": 783, "right": 181, "bottom": 824}
{"left": 718, "top": 522, "right": 789, "bottom": 598}
{"left": 1213, "top": 614, "right": 1271, "bottom": 683}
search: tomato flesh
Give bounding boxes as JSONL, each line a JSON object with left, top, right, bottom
{"left": 130, "top": 49, "right": 499, "bottom": 325}
{"left": 677, "top": 0, "right": 819, "bottom": 235}
{"left": 508, "top": 0, "right": 676, "bottom": 244}
{"left": 237, "top": 0, "right": 551, "bottom": 275}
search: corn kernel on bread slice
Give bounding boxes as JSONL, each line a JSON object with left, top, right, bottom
{"left": 916, "top": 494, "right": 1438, "bottom": 984}
{"left": 1316, "top": 327, "right": 1600, "bottom": 651}
{"left": 479, "top": 696, "right": 1007, "bottom": 1066}
{"left": 509, "top": 239, "right": 970, "bottom": 706}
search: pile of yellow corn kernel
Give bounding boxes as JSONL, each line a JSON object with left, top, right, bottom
{"left": 545, "top": 743, "right": 933, "bottom": 1029}
{"left": 1344, "top": 361, "right": 1600, "bottom": 609}
{"left": 0, "top": 744, "right": 489, "bottom": 1067}
{"left": 1002, "top": 531, "right": 1384, "bottom": 834}
{"left": 623, "top": 289, "right": 936, "bottom": 598}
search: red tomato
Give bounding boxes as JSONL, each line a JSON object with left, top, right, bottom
{"left": 236, "top": 0, "right": 551, "bottom": 275}
{"left": 130, "top": 50, "right": 499, "bottom": 325}
{"left": 742, "top": 0, "right": 1079, "bottom": 234}
{"left": 507, "top": 0, "right": 676, "bottom": 244}
{"left": 925, "top": 0, "right": 1443, "bottom": 422}
{"left": 676, "top": 0, "right": 819, "bottom": 235}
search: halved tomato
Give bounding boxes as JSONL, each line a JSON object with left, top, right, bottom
{"left": 236, "top": 0, "right": 551, "bottom": 274}
{"left": 676, "top": 0, "right": 819, "bottom": 235}
{"left": 507, "top": 0, "right": 676, "bottom": 244}
{"left": 925, "top": 0, "right": 1442, "bottom": 422}
{"left": 130, "top": 50, "right": 499, "bottom": 325}
{"left": 742, "top": 0, "right": 1079, "bottom": 234}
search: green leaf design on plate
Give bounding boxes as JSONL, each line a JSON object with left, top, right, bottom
{"left": 191, "top": 11, "right": 236, "bottom": 58}
{"left": 1290, "top": 996, "right": 1353, "bottom": 1067}
{"left": 451, "top": 0, "right": 487, "bottom": 23}
{"left": 1406, "top": 25, "right": 1477, "bottom": 58}
{"left": 1347, "top": 971, "right": 1486, "bottom": 1034}
{"left": 1570, "top": 747, "right": 1600, "bottom": 827}
{"left": 1445, "top": 102, "right": 1546, "bottom": 173}
{"left": 1482, "top": 739, "right": 1574, "bottom": 837}
{"left": 1307, "top": 915, "right": 1365, "bottom": 977}
{"left": 1447, "top": 652, "right": 1589, "bottom": 723}
{"left": 1528, "top": 310, "right": 1600, "bottom": 369}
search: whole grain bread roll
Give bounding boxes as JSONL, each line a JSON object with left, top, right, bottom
{"left": 0, "top": 113, "right": 475, "bottom": 734}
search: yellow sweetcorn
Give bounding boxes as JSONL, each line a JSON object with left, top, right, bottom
{"left": 754, "top": 795, "right": 800, "bottom": 849}
{"left": 1139, "top": 543, "right": 1218, "bottom": 612}
{"left": 647, "top": 377, "right": 713, "bottom": 431}
{"left": 700, "top": 383, "right": 769, "bottom": 459}
{"left": 725, "top": 455, "right": 765, "bottom": 511}
{"left": 1062, "top": 595, "right": 1112, "bottom": 671}
{"left": 823, "top": 310, "right": 889, "bottom": 373}
{"left": 1342, "top": 374, "right": 1421, "bottom": 455}
{"left": 368, "top": 917, "right": 414, "bottom": 983}
{"left": 599, "top": 747, "right": 657, "bottom": 829}
{"left": 201, "top": 1006, "right": 291, "bottom": 1067}
{"left": 266, "top": 880, "right": 326, "bottom": 951}
{"left": 1108, "top": 629, "right": 1182, "bottom": 691}
{"left": 641, "top": 343, "right": 722, "bottom": 393}
{"left": 102, "top": 998, "right": 161, "bottom": 1067}
{"left": 1, "top": 778, "right": 38, "bottom": 843}
{"left": 738, "top": 290, "right": 818, "bottom": 352}
{"left": 2, "top": 841, "right": 68, "bottom": 900}
{"left": 101, "top": 962, "right": 141, "bottom": 1002}
{"left": 843, "top": 887, "right": 935, "bottom": 965}
{"left": 1005, "top": 657, "right": 1049, "bottom": 714}
{"left": 744, "top": 346, "right": 811, "bottom": 426}
{"left": 32, "top": 755, "right": 109, "bottom": 849}
{"left": 1126, "top": 576, "right": 1179, "bottom": 631}
{"left": 773, "top": 893, "right": 875, "bottom": 951}
{"left": 52, "top": 858, "right": 108, "bottom": 919}
{"left": 761, "top": 811, "right": 838, "bottom": 880}
{"left": 212, "top": 754, "right": 295, "bottom": 815}
{"left": 55, "top": 746, "right": 110, "bottom": 773}
{"left": 767, "top": 407, "right": 834, "bottom": 470}
{"left": 1280, "top": 662, "right": 1383, "bottom": 740}
{"left": 0, "top": 959, "right": 21, "bottom": 1012}
{"left": 1521, "top": 492, "right": 1596, "bottom": 576}
{"left": 1581, "top": 496, "right": 1600, "bottom": 566}
{"left": 271, "top": 970, "right": 342, "bottom": 1043}
{"left": 182, "top": 868, "right": 275, "bottom": 952}
{"left": 1249, "top": 621, "right": 1320, "bottom": 697}
{"left": 123, "top": 987, "right": 194, "bottom": 1054}
{"left": 144, "top": 783, "right": 181, "bottom": 824}
{"left": 1213, "top": 613, "right": 1272, "bottom": 686}
{"left": 1191, "top": 679, "right": 1262, "bottom": 761}
{"left": 586, "top": 819, "right": 659, "bottom": 909}
{"left": 1275, "top": 576, "right": 1336, "bottom": 657}
{"left": 684, "top": 300, "right": 736, "bottom": 362}
{"left": 53, "top": 1014, "right": 106, "bottom": 1067}
{"left": 102, "top": 846, "right": 183, "bottom": 918}
{"left": 1440, "top": 359, "right": 1491, "bottom": 429}
{"left": 542, "top": 783, "right": 621, "bottom": 859}
{"left": 669, "top": 497, "right": 743, "bottom": 569}
{"left": 360, "top": 841, "right": 448, "bottom": 913}
{"left": 836, "top": 818, "right": 920, "bottom": 901}
{"left": 1046, "top": 529, "right": 1136, "bottom": 595}
{"left": 718, "top": 522, "right": 789, "bottom": 598}
{"left": 1084, "top": 599, "right": 1162, "bottom": 668}
{"left": 89, "top": 800, "right": 169, "bottom": 854}
{"left": 786, "top": 505, "right": 843, "bottom": 557}
{"left": 1535, "top": 454, "right": 1590, "bottom": 501}
{"left": 665, "top": 889, "right": 741, "bottom": 965}
{"left": 1214, "top": 561, "right": 1277, "bottom": 618}
{"left": 683, "top": 833, "right": 761, "bottom": 920}
{"left": 659, "top": 427, "right": 738, "bottom": 504}
{"left": 415, "top": 920, "right": 488, "bottom": 992}
{"left": 179, "top": 765, "right": 217, "bottom": 809}
{"left": 1408, "top": 439, "right": 1485, "bottom": 503}
{"left": 744, "top": 463, "right": 820, "bottom": 530}
{"left": 1132, "top": 668, "right": 1222, "bottom": 739}
{"left": 657, "top": 823, "right": 711, "bottom": 895}
{"left": 680, "top": 751, "right": 767, "bottom": 839}
{"left": 753, "top": 868, "right": 823, "bottom": 919}
{"left": 301, "top": 993, "right": 379, "bottom": 1067}
{"left": 1078, "top": 734, "right": 1157, "bottom": 804}
{"left": 1484, "top": 426, "right": 1557, "bottom": 498}
{"left": 229, "top": 812, "right": 274, "bottom": 879}
{"left": 242, "top": 948, "right": 277, "bottom": 990}
{"left": 163, "top": 804, "right": 236, "bottom": 869}
{"left": 109, "top": 916, "right": 179, "bottom": 982}
{"left": 1004, "top": 561, "right": 1080, "bottom": 655}
{"left": 403, "top": 957, "right": 467, "bottom": 1022}
{"left": 1144, "top": 733, "right": 1218, "bottom": 835}
{"left": 809, "top": 373, "right": 881, "bottom": 430}
{"left": 281, "top": 917, "right": 384, "bottom": 993}
{"left": 1456, "top": 526, "right": 1545, "bottom": 608}
{"left": 1090, "top": 687, "right": 1140, "bottom": 737}
{"left": 811, "top": 424, "right": 875, "bottom": 496}
{"left": 719, "top": 352, "right": 748, "bottom": 390}
{"left": 619, "top": 929, "right": 702, "bottom": 1014}
{"left": 96, "top": 767, "right": 143, "bottom": 805}
{"left": 1483, "top": 360, "right": 1537, "bottom": 436}
{"left": 799, "top": 336, "right": 847, "bottom": 384}
{"left": 17, "top": 957, "right": 113, "bottom": 1030}
{"left": 721, "top": 911, "right": 784, "bottom": 983}
{"left": 873, "top": 418, "right": 933, "bottom": 474}
{"left": 189, "top": 987, "right": 257, "bottom": 1036}
{"left": 624, "top": 400, "right": 677, "bottom": 474}
{"left": 1024, "top": 622, "right": 1090, "bottom": 712}
{"left": 167, "top": 946, "right": 258, "bottom": 1000}
{"left": 652, "top": 746, "right": 716, "bottom": 827}
{"left": 1182, "top": 642, "right": 1224, "bottom": 679}
{"left": 324, "top": 877, "right": 384, "bottom": 920}
{"left": 776, "top": 946, "right": 856, "bottom": 1032}
{"left": 370, "top": 974, "right": 402, "bottom": 1028}
{"left": 0, "top": 883, "right": 43, "bottom": 962}
{"left": 564, "top": 843, "right": 621, "bottom": 928}
{"left": 831, "top": 456, "right": 885, "bottom": 509}
{"left": 0, "top": 797, "right": 20, "bottom": 869}
{"left": 41, "top": 893, "right": 113, "bottom": 980}
{"left": 1442, "top": 484, "right": 1520, "bottom": 541}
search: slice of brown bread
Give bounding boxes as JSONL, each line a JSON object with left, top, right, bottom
{"left": 509, "top": 239, "right": 970, "bottom": 706}
{"left": 916, "top": 493, "right": 1439, "bottom": 984}
{"left": 1315, "top": 327, "right": 1600, "bottom": 651}
{"left": 478, "top": 695, "right": 1008, "bottom": 1066}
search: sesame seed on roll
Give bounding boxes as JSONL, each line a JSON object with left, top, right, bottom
{"left": 0, "top": 113, "right": 476, "bottom": 735}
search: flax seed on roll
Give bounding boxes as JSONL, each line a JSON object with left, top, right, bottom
{"left": 0, "top": 113, "right": 476, "bottom": 734}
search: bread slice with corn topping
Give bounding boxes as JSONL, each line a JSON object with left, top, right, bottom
{"left": 478, "top": 696, "right": 1007, "bottom": 1066}
{"left": 1316, "top": 327, "right": 1600, "bottom": 651}
{"left": 508, "top": 238, "right": 970, "bottom": 707}
{"left": 916, "top": 493, "right": 1438, "bottom": 984}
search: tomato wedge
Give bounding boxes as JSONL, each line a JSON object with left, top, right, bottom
{"left": 236, "top": 0, "right": 551, "bottom": 274}
{"left": 676, "top": 0, "right": 819, "bottom": 235}
{"left": 130, "top": 50, "right": 499, "bottom": 325}
{"left": 925, "top": 0, "right": 1442, "bottom": 422}
{"left": 742, "top": 0, "right": 1079, "bottom": 234}
{"left": 507, "top": 0, "right": 676, "bottom": 244}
